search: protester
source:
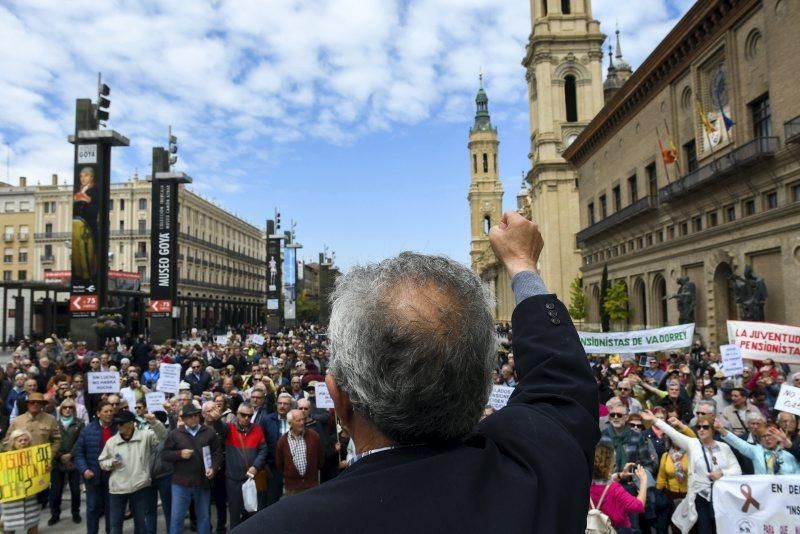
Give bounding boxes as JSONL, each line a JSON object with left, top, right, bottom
{"left": 0, "top": 430, "right": 43, "bottom": 533}
{"left": 275, "top": 408, "right": 323, "bottom": 496}
{"left": 74, "top": 401, "right": 117, "bottom": 534}
{"left": 590, "top": 440, "right": 647, "bottom": 533}
{"left": 715, "top": 419, "right": 800, "bottom": 475}
{"left": 48, "top": 398, "right": 84, "bottom": 526}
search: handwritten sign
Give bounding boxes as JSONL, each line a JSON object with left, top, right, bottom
{"left": 120, "top": 390, "right": 137, "bottom": 412}
{"left": 0, "top": 444, "right": 52, "bottom": 502}
{"left": 87, "top": 372, "right": 120, "bottom": 394}
{"left": 250, "top": 334, "right": 265, "bottom": 346}
{"left": 202, "top": 446, "right": 212, "bottom": 471}
{"left": 488, "top": 385, "right": 514, "bottom": 411}
{"left": 158, "top": 364, "right": 182, "bottom": 394}
{"left": 720, "top": 344, "right": 744, "bottom": 377}
{"left": 314, "top": 382, "right": 335, "bottom": 409}
{"left": 774, "top": 384, "right": 800, "bottom": 417}
{"left": 214, "top": 335, "right": 228, "bottom": 346}
{"left": 145, "top": 392, "right": 166, "bottom": 413}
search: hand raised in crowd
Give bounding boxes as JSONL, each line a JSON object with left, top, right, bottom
{"left": 488, "top": 211, "right": 544, "bottom": 278}
{"left": 144, "top": 413, "right": 156, "bottom": 425}
{"left": 667, "top": 416, "right": 683, "bottom": 430}
{"left": 634, "top": 465, "right": 647, "bottom": 485}
{"left": 640, "top": 410, "right": 656, "bottom": 423}
{"left": 713, "top": 418, "right": 728, "bottom": 436}
{"left": 766, "top": 426, "right": 792, "bottom": 449}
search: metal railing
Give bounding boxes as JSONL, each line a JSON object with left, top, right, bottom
{"left": 659, "top": 136, "right": 779, "bottom": 203}
{"left": 3, "top": 234, "right": 13, "bottom": 242}
{"left": 576, "top": 197, "right": 655, "bottom": 245}
{"left": 34, "top": 232, "right": 70, "bottom": 240}
{"left": 134, "top": 252, "right": 148, "bottom": 259}
{"left": 40, "top": 255, "right": 55, "bottom": 262}
{"left": 17, "top": 233, "right": 28, "bottom": 241}
{"left": 785, "top": 115, "right": 800, "bottom": 144}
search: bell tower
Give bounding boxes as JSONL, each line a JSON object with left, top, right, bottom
{"left": 468, "top": 75, "right": 503, "bottom": 273}
{"left": 522, "top": 0, "right": 605, "bottom": 299}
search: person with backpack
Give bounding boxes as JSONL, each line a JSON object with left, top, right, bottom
{"left": 589, "top": 440, "right": 648, "bottom": 533}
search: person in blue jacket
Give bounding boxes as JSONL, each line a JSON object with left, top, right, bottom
{"left": 74, "top": 400, "right": 117, "bottom": 534}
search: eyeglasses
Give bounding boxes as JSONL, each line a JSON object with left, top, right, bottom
{"left": 63, "top": 394, "right": 74, "bottom": 398}
{"left": 237, "top": 412, "right": 253, "bottom": 417}
{"left": 609, "top": 413, "right": 626, "bottom": 419}
{"left": 628, "top": 423, "right": 643, "bottom": 429}
{"left": 109, "top": 402, "right": 119, "bottom": 406}
{"left": 191, "top": 366, "right": 201, "bottom": 370}
{"left": 696, "top": 425, "right": 712, "bottom": 430}
{"left": 250, "top": 395, "right": 264, "bottom": 400}
{"left": 299, "top": 407, "right": 310, "bottom": 411}
{"left": 135, "top": 405, "right": 145, "bottom": 410}
{"left": 61, "top": 406, "right": 74, "bottom": 411}
{"left": 696, "top": 411, "right": 713, "bottom": 416}
{"left": 618, "top": 387, "right": 630, "bottom": 391}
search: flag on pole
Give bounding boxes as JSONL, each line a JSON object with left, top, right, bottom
{"left": 658, "top": 139, "right": 677, "bottom": 165}
{"left": 720, "top": 109, "right": 735, "bottom": 132}
{"left": 696, "top": 99, "right": 716, "bottom": 134}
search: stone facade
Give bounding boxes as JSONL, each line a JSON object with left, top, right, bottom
{"left": 563, "top": 0, "right": 800, "bottom": 348}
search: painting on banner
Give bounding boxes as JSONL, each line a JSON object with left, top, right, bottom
{"left": 577, "top": 324, "right": 694, "bottom": 354}
{"left": 713, "top": 475, "right": 800, "bottom": 533}
{"left": 0, "top": 444, "right": 52, "bottom": 502}
{"left": 727, "top": 320, "right": 800, "bottom": 364}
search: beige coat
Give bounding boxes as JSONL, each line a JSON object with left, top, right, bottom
{"left": 3, "top": 411, "right": 61, "bottom": 456}
{"left": 98, "top": 421, "right": 166, "bottom": 494}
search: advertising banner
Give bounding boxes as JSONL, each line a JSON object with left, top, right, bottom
{"left": 726, "top": 320, "right": 800, "bottom": 364}
{"left": 266, "top": 235, "right": 281, "bottom": 312}
{"left": 150, "top": 176, "right": 178, "bottom": 318}
{"left": 0, "top": 444, "right": 52, "bottom": 502}
{"left": 578, "top": 324, "right": 695, "bottom": 354}
{"left": 284, "top": 246, "right": 296, "bottom": 321}
{"left": 713, "top": 475, "right": 800, "bottom": 533}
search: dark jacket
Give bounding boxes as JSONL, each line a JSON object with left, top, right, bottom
{"left": 276, "top": 428, "right": 323, "bottom": 491}
{"left": 162, "top": 425, "right": 223, "bottom": 488}
{"left": 185, "top": 371, "right": 212, "bottom": 397}
{"left": 220, "top": 421, "right": 268, "bottom": 481}
{"left": 261, "top": 412, "right": 286, "bottom": 465}
{"left": 74, "top": 420, "right": 117, "bottom": 479}
{"left": 233, "top": 294, "right": 598, "bottom": 534}
{"left": 54, "top": 418, "right": 84, "bottom": 472}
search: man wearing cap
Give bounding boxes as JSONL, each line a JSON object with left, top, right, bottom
{"left": 99, "top": 409, "right": 166, "bottom": 534}
{"left": 162, "top": 404, "right": 223, "bottom": 534}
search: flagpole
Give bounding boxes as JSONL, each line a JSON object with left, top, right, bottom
{"left": 696, "top": 99, "right": 717, "bottom": 161}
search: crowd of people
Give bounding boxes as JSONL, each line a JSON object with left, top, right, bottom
{"left": 580, "top": 346, "right": 798, "bottom": 533}
{"left": 0, "top": 326, "right": 347, "bottom": 534}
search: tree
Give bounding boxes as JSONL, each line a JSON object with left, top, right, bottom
{"left": 599, "top": 264, "right": 610, "bottom": 332}
{"left": 295, "top": 290, "right": 320, "bottom": 323}
{"left": 568, "top": 276, "right": 587, "bottom": 326}
{"left": 603, "top": 281, "right": 630, "bottom": 326}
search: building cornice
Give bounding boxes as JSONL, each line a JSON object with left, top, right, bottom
{"left": 563, "top": 0, "right": 757, "bottom": 166}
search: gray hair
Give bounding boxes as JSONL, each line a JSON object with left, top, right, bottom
{"left": 328, "top": 252, "right": 496, "bottom": 445}
{"left": 696, "top": 399, "right": 717, "bottom": 413}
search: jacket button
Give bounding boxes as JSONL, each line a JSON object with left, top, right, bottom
{"left": 551, "top": 318, "right": 561, "bottom": 325}
{"left": 547, "top": 310, "right": 558, "bottom": 318}
{"left": 545, "top": 302, "right": 555, "bottom": 310}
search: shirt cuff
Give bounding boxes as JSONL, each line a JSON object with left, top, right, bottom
{"left": 511, "top": 271, "right": 550, "bottom": 305}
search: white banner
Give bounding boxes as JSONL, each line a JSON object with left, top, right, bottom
{"left": 578, "top": 324, "right": 695, "bottom": 354}
{"left": 214, "top": 335, "right": 228, "bottom": 346}
{"left": 727, "top": 320, "right": 800, "bottom": 364}
{"left": 87, "top": 372, "right": 120, "bottom": 394}
{"left": 719, "top": 344, "right": 744, "bottom": 377}
{"left": 145, "top": 391, "right": 166, "bottom": 413}
{"left": 713, "top": 475, "right": 800, "bottom": 533}
{"left": 314, "top": 382, "right": 334, "bottom": 409}
{"left": 157, "top": 364, "right": 182, "bottom": 394}
{"left": 488, "top": 385, "right": 514, "bottom": 411}
{"left": 249, "top": 334, "right": 265, "bottom": 346}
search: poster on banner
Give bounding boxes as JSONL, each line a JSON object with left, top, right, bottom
{"left": 145, "top": 392, "right": 166, "bottom": 413}
{"left": 727, "top": 320, "right": 800, "bottom": 364}
{"left": 774, "top": 384, "right": 800, "bottom": 417}
{"left": 0, "top": 444, "right": 51, "bottom": 502}
{"left": 713, "top": 474, "right": 800, "bottom": 533}
{"left": 719, "top": 344, "right": 744, "bottom": 377}
{"left": 87, "top": 372, "right": 120, "bottom": 394}
{"left": 315, "top": 382, "right": 334, "bottom": 409}
{"left": 578, "top": 324, "right": 695, "bottom": 354}
{"left": 158, "top": 364, "right": 182, "bottom": 394}
{"left": 488, "top": 385, "right": 514, "bottom": 411}
{"left": 214, "top": 335, "right": 228, "bottom": 346}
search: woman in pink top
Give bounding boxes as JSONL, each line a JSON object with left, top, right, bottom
{"left": 590, "top": 440, "right": 648, "bottom": 532}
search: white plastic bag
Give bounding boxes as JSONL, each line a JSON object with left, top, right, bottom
{"left": 242, "top": 478, "right": 258, "bottom": 512}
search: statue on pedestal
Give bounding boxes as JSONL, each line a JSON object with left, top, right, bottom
{"left": 665, "top": 276, "right": 697, "bottom": 324}
{"left": 729, "top": 266, "right": 768, "bottom": 321}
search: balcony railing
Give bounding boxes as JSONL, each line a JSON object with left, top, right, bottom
{"left": 40, "top": 255, "right": 55, "bottom": 263}
{"left": 659, "top": 136, "right": 779, "bottom": 203}
{"left": 17, "top": 233, "right": 28, "bottom": 241}
{"left": 3, "top": 234, "right": 13, "bottom": 242}
{"left": 34, "top": 232, "right": 70, "bottom": 240}
{"left": 576, "top": 197, "right": 655, "bottom": 245}
{"left": 134, "top": 252, "right": 148, "bottom": 259}
{"left": 785, "top": 115, "right": 800, "bottom": 145}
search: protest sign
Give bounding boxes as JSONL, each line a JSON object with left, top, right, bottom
{"left": 121, "top": 390, "right": 137, "bottom": 412}
{"left": 488, "top": 385, "right": 514, "bottom": 411}
{"left": 578, "top": 324, "right": 695, "bottom": 354}
{"left": 250, "top": 334, "right": 265, "bottom": 345}
{"left": 315, "top": 382, "right": 335, "bottom": 409}
{"left": 0, "top": 444, "right": 52, "bottom": 502}
{"left": 145, "top": 391, "right": 166, "bottom": 413}
{"left": 727, "top": 320, "right": 800, "bottom": 364}
{"left": 202, "top": 446, "right": 212, "bottom": 471}
{"left": 87, "top": 372, "right": 120, "bottom": 394}
{"left": 158, "top": 364, "right": 182, "bottom": 394}
{"left": 713, "top": 475, "right": 800, "bottom": 534}
{"left": 774, "top": 384, "right": 800, "bottom": 417}
{"left": 215, "top": 335, "right": 228, "bottom": 346}
{"left": 719, "top": 344, "right": 744, "bottom": 377}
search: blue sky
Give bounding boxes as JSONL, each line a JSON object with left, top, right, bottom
{"left": 0, "top": 0, "right": 694, "bottom": 269}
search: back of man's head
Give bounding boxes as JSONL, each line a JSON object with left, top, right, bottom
{"left": 328, "top": 252, "right": 495, "bottom": 445}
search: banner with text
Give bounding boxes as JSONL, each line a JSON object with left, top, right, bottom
{"left": 0, "top": 444, "right": 52, "bottom": 502}
{"left": 87, "top": 371, "right": 120, "bottom": 394}
{"left": 578, "top": 324, "right": 695, "bottom": 354}
{"left": 713, "top": 475, "right": 800, "bottom": 534}
{"left": 726, "top": 320, "right": 800, "bottom": 364}
{"left": 488, "top": 385, "right": 514, "bottom": 411}
{"left": 283, "top": 246, "right": 296, "bottom": 321}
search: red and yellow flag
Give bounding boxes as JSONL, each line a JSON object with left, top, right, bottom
{"left": 696, "top": 99, "right": 716, "bottom": 135}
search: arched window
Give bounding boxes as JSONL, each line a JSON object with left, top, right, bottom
{"left": 483, "top": 216, "right": 491, "bottom": 234}
{"left": 564, "top": 75, "right": 578, "bottom": 122}
{"left": 483, "top": 153, "right": 488, "bottom": 173}
{"left": 473, "top": 154, "right": 477, "bottom": 173}
{"left": 561, "top": 0, "right": 571, "bottom": 14}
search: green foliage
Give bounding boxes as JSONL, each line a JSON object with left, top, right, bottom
{"left": 296, "top": 290, "right": 320, "bottom": 323}
{"left": 599, "top": 264, "right": 610, "bottom": 332}
{"left": 568, "top": 276, "right": 587, "bottom": 321}
{"left": 603, "top": 281, "right": 630, "bottom": 323}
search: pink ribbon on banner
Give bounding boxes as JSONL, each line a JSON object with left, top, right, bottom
{"left": 739, "top": 483, "right": 760, "bottom": 513}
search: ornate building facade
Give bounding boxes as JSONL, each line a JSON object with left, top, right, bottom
{"left": 563, "top": 0, "right": 800, "bottom": 348}
{"left": 468, "top": 78, "right": 514, "bottom": 323}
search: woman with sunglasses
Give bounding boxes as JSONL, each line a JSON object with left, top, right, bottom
{"left": 640, "top": 410, "right": 740, "bottom": 533}
{"left": 49, "top": 399, "right": 85, "bottom": 526}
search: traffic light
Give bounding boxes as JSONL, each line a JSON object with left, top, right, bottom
{"left": 96, "top": 74, "right": 110, "bottom": 125}
{"left": 275, "top": 209, "right": 281, "bottom": 231}
{"left": 168, "top": 126, "right": 178, "bottom": 167}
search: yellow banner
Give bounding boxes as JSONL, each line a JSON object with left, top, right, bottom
{"left": 0, "top": 444, "right": 51, "bottom": 502}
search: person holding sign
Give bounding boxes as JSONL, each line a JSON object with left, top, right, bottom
{"left": 235, "top": 212, "right": 598, "bottom": 533}
{"left": 0, "top": 430, "right": 42, "bottom": 534}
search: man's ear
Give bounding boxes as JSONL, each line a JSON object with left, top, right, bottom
{"left": 326, "top": 373, "right": 353, "bottom": 432}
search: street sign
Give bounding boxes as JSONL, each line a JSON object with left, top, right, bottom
{"left": 70, "top": 295, "right": 98, "bottom": 312}
{"left": 148, "top": 299, "right": 173, "bottom": 315}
